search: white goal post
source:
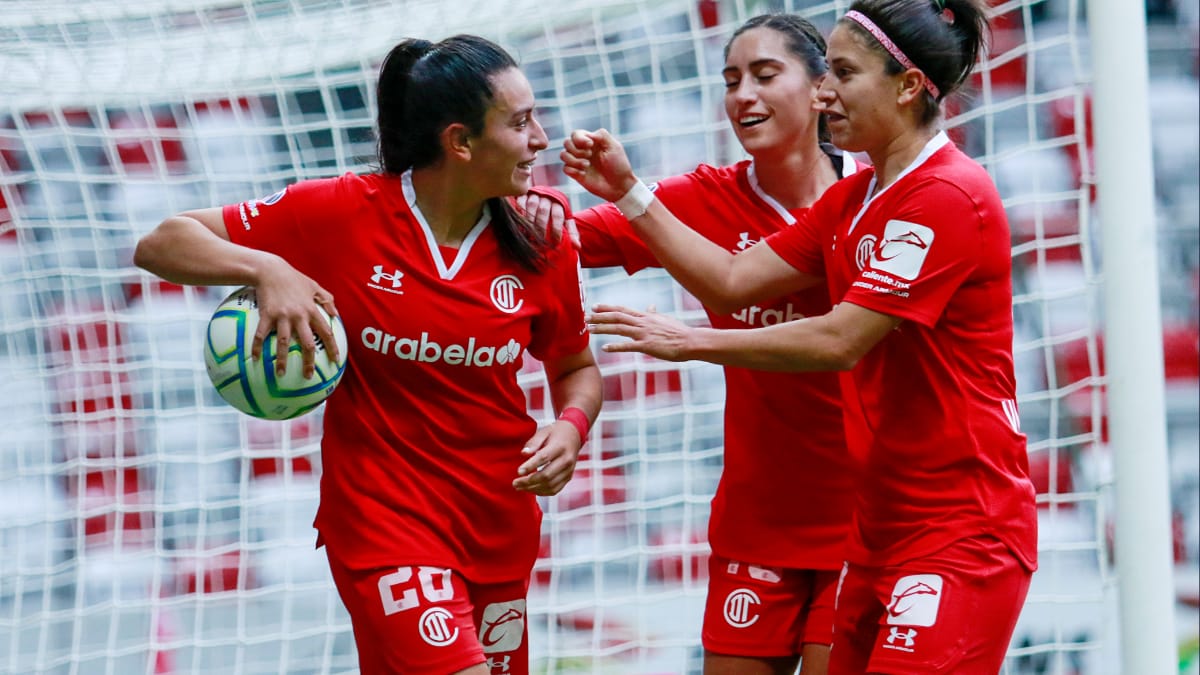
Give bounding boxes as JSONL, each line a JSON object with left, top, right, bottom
{"left": 1085, "top": 0, "right": 1177, "bottom": 672}
{"left": 1, "top": 1, "right": 1189, "bottom": 674}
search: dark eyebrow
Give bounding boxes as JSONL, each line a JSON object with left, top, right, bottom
{"left": 508, "top": 105, "right": 534, "bottom": 121}
{"left": 722, "top": 57, "right": 786, "bottom": 77}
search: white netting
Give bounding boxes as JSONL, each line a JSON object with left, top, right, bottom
{"left": 3, "top": 1, "right": 1197, "bottom": 674}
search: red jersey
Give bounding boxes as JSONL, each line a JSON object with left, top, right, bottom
{"left": 764, "top": 134, "right": 1038, "bottom": 571}
{"left": 575, "top": 158, "right": 860, "bottom": 569}
{"left": 223, "top": 171, "right": 589, "bottom": 583}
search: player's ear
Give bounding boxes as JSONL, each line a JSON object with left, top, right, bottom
{"left": 896, "top": 68, "right": 926, "bottom": 106}
{"left": 442, "top": 123, "right": 473, "bottom": 161}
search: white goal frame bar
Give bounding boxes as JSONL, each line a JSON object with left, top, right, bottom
{"left": 1088, "top": 1, "right": 1177, "bottom": 672}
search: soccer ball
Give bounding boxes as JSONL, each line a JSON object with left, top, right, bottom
{"left": 204, "top": 286, "right": 349, "bottom": 420}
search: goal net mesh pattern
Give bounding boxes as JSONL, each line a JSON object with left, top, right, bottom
{"left": 1, "top": 1, "right": 1120, "bottom": 672}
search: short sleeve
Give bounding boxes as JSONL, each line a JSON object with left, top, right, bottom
{"left": 526, "top": 236, "right": 590, "bottom": 362}
{"left": 573, "top": 201, "right": 659, "bottom": 273}
{"left": 222, "top": 174, "right": 353, "bottom": 269}
{"left": 843, "top": 179, "right": 982, "bottom": 326}
{"left": 574, "top": 170, "right": 727, "bottom": 274}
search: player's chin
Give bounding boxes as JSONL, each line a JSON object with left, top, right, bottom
{"left": 826, "top": 117, "right": 863, "bottom": 152}
{"left": 509, "top": 166, "right": 535, "bottom": 192}
{"left": 732, "top": 126, "right": 765, "bottom": 152}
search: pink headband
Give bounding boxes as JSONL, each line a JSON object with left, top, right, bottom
{"left": 844, "top": 10, "right": 940, "bottom": 99}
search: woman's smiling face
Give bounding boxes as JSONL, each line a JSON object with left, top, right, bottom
{"left": 723, "top": 26, "right": 825, "bottom": 159}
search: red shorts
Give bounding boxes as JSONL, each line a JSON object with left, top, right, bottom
{"left": 829, "top": 536, "right": 1032, "bottom": 675}
{"left": 328, "top": 557, "right": 530, "bottom": 675}
{"left": 702, "top": 554, "right": 840, "bottom": 657}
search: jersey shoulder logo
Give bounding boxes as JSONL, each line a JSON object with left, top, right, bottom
{"left": 855, "top": 234, "right": 878, "bottom": 271}
{"left": 869, "top": 220, "right": 934, "bottom": 281}
{"left": 245, "top": 189, "right": 285, "bottom": 218}
{"left": 236, "top": 189, "right": 285, "bottom": 230}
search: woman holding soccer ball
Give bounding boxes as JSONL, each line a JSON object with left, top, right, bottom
{"left": 135, "top": 34, "right": 602, "bottom": 675}
{"left": 560, "top": 0, "right": 1038, "bottom": 672}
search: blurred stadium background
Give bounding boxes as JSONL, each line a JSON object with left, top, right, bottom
{"left": 1, "top": 0, "right": 1197, "bottom": 673}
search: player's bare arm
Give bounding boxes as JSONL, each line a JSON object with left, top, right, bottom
{"left": 588, "top": 301, "right": 900, "bottom": 372}
{"left": 513, "top": 345, "right": 602, "bottom": 496}
{"left": 561, "top": 129, "right": 819, "bottom": 312}
{"left": 134, "top": 207, "right": 340, "bottom": 377}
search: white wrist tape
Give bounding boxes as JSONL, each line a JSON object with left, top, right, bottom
{"left": 615, "top": 180, "right": 654, "bottom": 220}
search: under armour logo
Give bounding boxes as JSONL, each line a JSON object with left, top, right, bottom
{"left": 371, "top": 265, "right": 404, "bottom": 289}
{"left": 735, "top": 232, "right": 757, "bottom": 251}
{"left": 487, "top": 655, "right": 512, "bottom": 674}
{"left": 887, "top": 627, "right": 918, "bottom": 647}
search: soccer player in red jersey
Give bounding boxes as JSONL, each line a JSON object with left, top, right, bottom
{"left": 559, "top": 0, "right": 1038, "bottom": 672}
{"left": 525, "top": 14, "right": 861, "bottom": 675}
{"left": 135, "top": 35, "right": 602, "bottom": 675}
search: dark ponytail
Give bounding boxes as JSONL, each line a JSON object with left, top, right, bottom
{"left": 376, "top": 39, "right": 435, "bottom": 174}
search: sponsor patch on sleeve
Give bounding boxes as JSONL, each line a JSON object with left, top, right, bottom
{"left": 238, "top": 189, "right": 286, "bottom": 230}
{"left": 869, "top": 220, "right": 934, "bottom": 282}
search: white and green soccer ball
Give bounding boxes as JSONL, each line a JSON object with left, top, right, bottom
{"left": 204, "top": 286, "right": 348, "bottom": 420}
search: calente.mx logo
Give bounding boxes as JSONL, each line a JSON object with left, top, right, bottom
{"left": 369, "top": 265, "right": 404, "bottom": 294}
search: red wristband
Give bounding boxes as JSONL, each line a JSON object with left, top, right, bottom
{"left": 558, "top": 406, "right": 590, "bottom": 441}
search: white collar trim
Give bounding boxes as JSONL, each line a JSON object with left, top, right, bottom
{"left": 746, "top": 149, "right": 860, "bottom": 226}
{"left": 847, "top": 132, "right": 949, "bottom": 237}
{"left": 747, "top": 162, "right": 797, "bottom": 225}
{"left": 401, "top": 169, "right": 491, "bottom": 280}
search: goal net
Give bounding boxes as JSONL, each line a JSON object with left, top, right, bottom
{"left": 2, "top": 1, "right": 1189, "bottom": 673}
